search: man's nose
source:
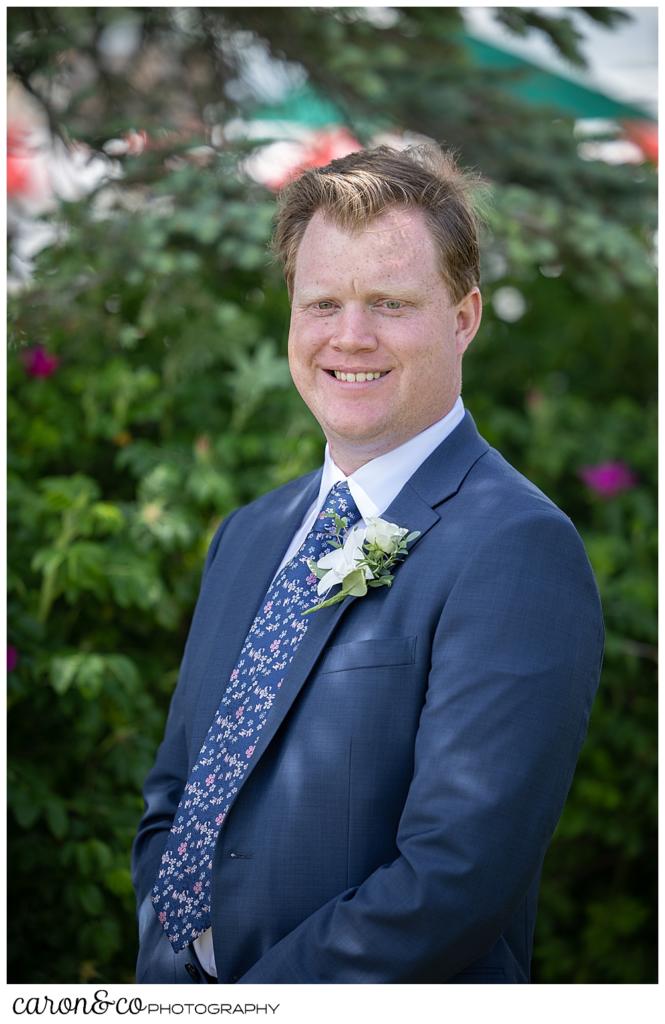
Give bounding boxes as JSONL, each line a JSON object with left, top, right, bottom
{"left": 330, "top": 306, "right": 378, "bottom": 351}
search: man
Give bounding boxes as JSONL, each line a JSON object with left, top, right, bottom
{"left": 132, "top": 145, "right": 604, "bottom": 984}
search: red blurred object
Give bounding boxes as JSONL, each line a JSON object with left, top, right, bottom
{"left": 21, "top": 345, "right": 60, "bottom": 378}
{"left": 107, "top": 122, "right": 206, "bottom": 157}
{"left": 270, "top": 127, "right": 362, "bottom": 190}
{"left": 7, "top": 122, "right": 39, "bottom": 196}
{"left": 622, "top": 120, "right": 658, "bottom": 164}
{"left": 124, "top": 129, "right": 149, "bottom": 155}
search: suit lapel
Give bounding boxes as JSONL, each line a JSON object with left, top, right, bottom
{"left": 402, "top": 410, "right": 490, "bottom": 512}
{"left": 205, "top": 411, "right": 490, "bottom": 821}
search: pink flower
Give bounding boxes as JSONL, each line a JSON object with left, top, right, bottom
{"left": 193, "top": 881, "right": 203, "bottom": 894}
{"left": 177, "top": 842, "right": 187, "bottom": 855}
{"left": 215, "top": 813, "right": 225, "bottom": 826}
{"left": 230, "top": 668, "right": 239, "bottom": 682}
{"left": 270, "top": 639, "right": 280, "bottom": 652}
{"left": 264, "top": 601, "right": 273, "bottom": 614}
{"left": 205, "top": 773, "right": 215, "bottom": 786}
{"left": 21, "top": 345, "right": 59, "bottom": 378}
{"left": 245, "top": 745, "right": 255, "bottom": 758}
{"left": 579, "top": 461, "right": 637, "bottom": 498}
{"left": 158, "top": 911, "right": 167, "bottom": 924}
{"left": 306, "top": 573, "right": 317, "bottom": 585}
{"left": 7, "top": 646, "right": 18, "bottom": 672}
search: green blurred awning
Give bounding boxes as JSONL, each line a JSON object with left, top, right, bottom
{"left": 253, "top": 88, "right": 344, "bottom": 128}
{"left": 465, "top": 34, "right": 656, "bottom": 122}
{"left": 252, "top": 31, "right": 655, "bottom": 127}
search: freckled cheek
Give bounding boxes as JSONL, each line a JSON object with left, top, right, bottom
{"left": 288, "top": 336, "right": 323, "bottom": 389}
{"left": 289, "top": 323, "right": 329, "bottom": 359}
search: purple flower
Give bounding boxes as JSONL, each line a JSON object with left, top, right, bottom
{"left": 21, "top": 345, "right": 59, "bottom": 378}
{"left": 7, "top": 646, "right": 18, "bottom": 672}
{"left": 579, "top": 461, "right": 637, "bottom": 498}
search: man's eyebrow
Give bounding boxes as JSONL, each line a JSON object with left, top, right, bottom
{"left": 294, "top": 284, "right": 425, "bottom": 302}
{"left": 364, "top": 287, "right": 422, "bottom": 301}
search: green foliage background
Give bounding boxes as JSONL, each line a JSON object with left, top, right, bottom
{"left": 7, "top": 7, "right": 656, "bottom": 984}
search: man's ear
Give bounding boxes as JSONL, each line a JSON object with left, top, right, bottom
{"left": 455, "top": 287, "right": 482, "bottom": 356}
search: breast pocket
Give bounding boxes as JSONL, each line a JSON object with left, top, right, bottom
{"left": 317, "top": 636, "right": 417, "bottom": 675}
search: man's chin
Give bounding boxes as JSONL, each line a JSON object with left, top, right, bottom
{"left": 324, "top": 419, "right": 392, "bottom": 447}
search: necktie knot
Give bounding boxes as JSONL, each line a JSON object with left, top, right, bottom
{"left": 314, "top": 481, "right": 361, "bottom": 536}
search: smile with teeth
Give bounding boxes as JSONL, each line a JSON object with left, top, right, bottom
{"left": 329, "top": 370, "right": 390, "bottom": 382}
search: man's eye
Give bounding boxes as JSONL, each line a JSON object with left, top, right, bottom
{"left": 314, "top": 301, "right": 335, "bottom": 310}
{"left": 381, "top": 300, "right": 404, "bottom": 310}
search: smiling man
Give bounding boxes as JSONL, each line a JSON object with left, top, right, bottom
{"left": 133, "top": 145, "right": 604, "bottom": 984}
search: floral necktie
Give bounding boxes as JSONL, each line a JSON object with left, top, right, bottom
{"left": 151, "top": 481, "right": 360, "bottom": 952}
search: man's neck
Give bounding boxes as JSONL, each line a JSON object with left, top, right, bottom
{"left": 323, "top": 397, "right": 465, "bottom": 481}
{"left": 327, "top": 406, "right": 463, "bottom": 477}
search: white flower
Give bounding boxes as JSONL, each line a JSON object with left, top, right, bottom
{"left": 303, "top": 515, "right": 420, "bottom": 616}
{"left": 364, "top": 516, "right": 409, "bottom": 554}
{"left": 316, "top": 525, "right": 372, "bottom": 596}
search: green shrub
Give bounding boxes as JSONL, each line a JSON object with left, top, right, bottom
{"left": 8, "top": 5, "right": 656, "bottom": 983}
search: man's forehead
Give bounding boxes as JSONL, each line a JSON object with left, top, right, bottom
{"left": 305, "top": 205, "right": 430, "bottom": 244}
{"left": 294, "top": 206, "right": 438, "bottom": 285}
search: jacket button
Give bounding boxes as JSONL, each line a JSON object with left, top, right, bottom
{"left": 185, "top": 963, "right": 201, "bottom": 981}
{"left": 228, "top": 851, "right": 239, "bottom": 859}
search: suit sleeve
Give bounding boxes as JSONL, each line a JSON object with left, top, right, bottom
{"left": 131, "top": 510, "right": 237, "bottom": 907}
{"left": 236, "top": 509, "right": 605, "bottom": 983}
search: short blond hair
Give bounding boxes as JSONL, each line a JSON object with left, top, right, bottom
{"left": 271, "top": 144, "right": 485, "bottom": 303}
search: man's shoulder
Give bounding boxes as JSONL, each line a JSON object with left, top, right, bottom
{"left": 413, "top": 411, "right": 572, "bottom": 534}
{"left": 420, "top": 412, "right": 572, "bottom": 528}
{"left": 203, "top": 467, "right": 321, "bottom": 573}
{"left": 232, "top": 467, "right": 321, "bottom": 521}
{"left": 473, "top": 444, "right": 564, "bottom": 516}
{"left": 460, "top": 442, "right": 585, "bottom": 555}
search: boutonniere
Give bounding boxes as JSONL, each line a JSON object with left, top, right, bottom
{"left": 303, "top": 515, "right": 421, "bottom": 615}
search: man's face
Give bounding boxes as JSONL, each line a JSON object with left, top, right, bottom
{"left": 288, "top": 207, "right": 481, "bottom": 474}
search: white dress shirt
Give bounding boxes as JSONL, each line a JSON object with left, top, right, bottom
{"left": 193, "top": 396, "right": 465, "bottom": 977}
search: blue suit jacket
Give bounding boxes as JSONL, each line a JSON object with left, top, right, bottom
{"left": 132, "top": 412, "right": 604, "bottom": 984}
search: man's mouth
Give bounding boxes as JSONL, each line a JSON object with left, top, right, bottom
{"left": 325, "top": 370, "right": 391, "bottom": 383}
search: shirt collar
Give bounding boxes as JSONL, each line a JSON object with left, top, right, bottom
{"left": 316, "top": 396, "right": 465, "bottom": 522}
